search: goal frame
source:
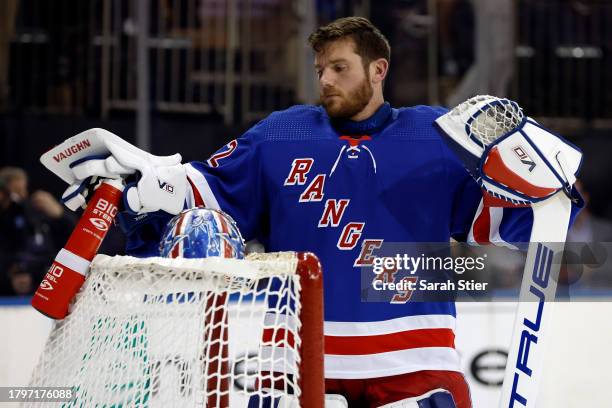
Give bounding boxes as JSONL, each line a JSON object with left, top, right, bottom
{"left": 28, "top": 251, "right": 325, "bottom": 408}
{"left": 294, "top": 252, "right": 325, "bottom": 408}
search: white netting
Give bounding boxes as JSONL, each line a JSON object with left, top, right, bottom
{"left": 448, "top": 95, "right": 524, "bottom": 146}
{"left": 27, "top": 252, "right": 309, "bottom": 408}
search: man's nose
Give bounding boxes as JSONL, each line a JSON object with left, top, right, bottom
{"left": 319, "top": 69, "right": 335, "bottom": 88}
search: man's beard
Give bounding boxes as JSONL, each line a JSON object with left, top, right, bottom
{"left": 320, "top": 76, "right": 373, "bottom": 119}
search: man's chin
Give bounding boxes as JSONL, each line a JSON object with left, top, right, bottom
{"left": 323, "top": 101, "right": 351, "bottom": 119}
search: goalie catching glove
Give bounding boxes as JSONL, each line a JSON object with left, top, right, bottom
{"left": 435, "top": 95, "right": 582, "bottom": 205}
{"left": 41, "top": 128, "right": 187, "bottom": 214}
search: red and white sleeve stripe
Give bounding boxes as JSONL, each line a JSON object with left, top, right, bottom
{"left": 184, "top": 163, "right": 221, "bottom": 210}
{"left": 468, "top": 193, "right": 526, "bottom": 249}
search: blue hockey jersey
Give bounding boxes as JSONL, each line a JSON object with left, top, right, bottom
{"left": 125, "top": 102, "right": 578, "bottom": 379}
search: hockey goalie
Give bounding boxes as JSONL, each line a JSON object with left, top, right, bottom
{"left": 29, "top": 16, "right": 584, "bottom": 408}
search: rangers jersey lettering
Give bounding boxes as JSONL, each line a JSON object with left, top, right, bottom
{"left": 126, "top": 103, "right": 581, "bottom": 379}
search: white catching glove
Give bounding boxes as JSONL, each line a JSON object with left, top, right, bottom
{"left": 435, "top": 95, "right": 582, "bottom": 204}
{"left": 40, "top": 128, "right": 187, "bottom": 215}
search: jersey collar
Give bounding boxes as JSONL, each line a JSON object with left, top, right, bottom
{"left": 331, "top": 102, "right": 393, "bottom": 136}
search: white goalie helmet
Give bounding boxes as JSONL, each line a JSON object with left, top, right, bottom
{"left": 435, "top": 95, "right": 583, "bottom": 204}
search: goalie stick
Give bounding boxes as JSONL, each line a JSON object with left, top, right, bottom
{"left": 498, "top": 191, "right": 571, "bottom": 408}
{"left": 435, "top": 96, "right": 582, "bottom": 408}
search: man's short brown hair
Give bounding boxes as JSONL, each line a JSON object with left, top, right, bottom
{"left": 308, "top": 17, "right": 391, "bottom": 67}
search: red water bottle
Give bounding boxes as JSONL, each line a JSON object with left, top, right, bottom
{"left": 31, "top": 179, "right": 124, "bottom": 319}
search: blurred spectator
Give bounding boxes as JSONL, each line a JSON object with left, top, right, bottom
{"left": 564, "top": 180, "right": 612, "bottom": 290}
{"left": 568, "top": 180, "right": 612, "bottom": 243}
{"left": 0, "top": 166, "right": 76, "bottom": 296}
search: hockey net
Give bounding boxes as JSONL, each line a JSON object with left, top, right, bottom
{"left": 27, "top": 252, "right": 324, "bottom": 408}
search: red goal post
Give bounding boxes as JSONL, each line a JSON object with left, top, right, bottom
{"left": 27, "top": 252, "right": 324, "bottom": 408}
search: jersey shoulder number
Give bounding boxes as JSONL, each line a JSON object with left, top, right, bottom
{"left": 208, "top": 139, "right": 238, "bottom": 167}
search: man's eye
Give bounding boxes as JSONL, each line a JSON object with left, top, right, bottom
{"left": 334, "top": 65, "right": 346, "bottom": 72}
{"left": 316, "top": 70, "right": 323, "bottom": 78}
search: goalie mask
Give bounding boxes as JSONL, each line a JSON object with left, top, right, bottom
{"left": 159, "top": 207, "right": 245, "bottom": 259}
{"left": 435, "top": 95, "right": 583, "bottom": 204}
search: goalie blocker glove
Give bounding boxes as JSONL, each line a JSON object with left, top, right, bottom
{"left": 434, "top": 95, "right": 583, "bottom": 205}
{"left": 41, "top": 128, "right": 188, "bottom": 215}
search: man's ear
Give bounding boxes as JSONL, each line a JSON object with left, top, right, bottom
{"left": 370, "top": 58, "right": 389, "bottom": 84}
